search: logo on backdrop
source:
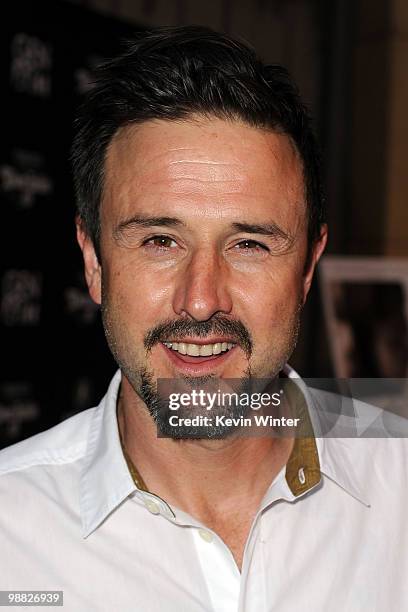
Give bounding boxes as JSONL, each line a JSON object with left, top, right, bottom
{"left": 10, "top": 32, "right": 52, "bottom": 98}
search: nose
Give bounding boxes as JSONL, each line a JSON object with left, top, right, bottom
{"left": 172, "top": 249, "right": 233, "bottom": 321}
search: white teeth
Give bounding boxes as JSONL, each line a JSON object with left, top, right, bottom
{"left": 199, "top": 345, "right": 213, "bottom": 356}
{"left": 213, "top": 343, "right": 222, "bottom": 355}
{"left": 178, "top": 342, "right": 187, "bottom": 355}
{"left": 163, "top": 341, "right": 236, "bottom": 356}
{"left": 186, "top": 344, "right": 200, "bottom": 356}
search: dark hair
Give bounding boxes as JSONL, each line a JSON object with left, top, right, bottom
{"left": 71, "top": 25, "right": 325, "bottom": 261}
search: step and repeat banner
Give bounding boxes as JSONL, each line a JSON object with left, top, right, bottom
{"left": 0, "top": 1, "right": 141, "bottom": 448}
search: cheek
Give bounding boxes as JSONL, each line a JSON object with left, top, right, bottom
{"left": 234, "top": 266, "right": 304, "bottom": 322}
{"left": 103, "top": 264, "right": 173, "bottom": 331}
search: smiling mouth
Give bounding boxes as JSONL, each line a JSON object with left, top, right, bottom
{"left": 160, "top": 340, "right": 238, "bottom": 368}
{"left": 162, "top": 341, "right": 236, "bottom": 357}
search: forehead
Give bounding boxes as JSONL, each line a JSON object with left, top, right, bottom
{"left": 101, "top": 116, "right": 306, "bottom": 226}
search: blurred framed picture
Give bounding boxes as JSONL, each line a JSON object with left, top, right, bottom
{"left": 319, "top": 257, "right": 408, "bottom": 379}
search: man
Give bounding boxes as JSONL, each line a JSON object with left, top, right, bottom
{"left": 1, "top": 26, "right": 407, "bottom": 612}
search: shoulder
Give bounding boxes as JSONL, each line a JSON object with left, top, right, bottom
{"left": 308, "top": 385, "right": 408, "bottom": 439}
{"left": 308, "top": 387, "right": 408, "bottom": 500}
{"left": 0, "top": 406, "right": 97, "bottom": 477}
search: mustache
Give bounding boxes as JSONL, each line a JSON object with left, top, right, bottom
{"left": 144, "top": 316, "right": 253, "bottom": 359}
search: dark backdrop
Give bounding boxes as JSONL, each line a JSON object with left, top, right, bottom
{"left": 0, "top": 1, "right": 140, "bottom": 448}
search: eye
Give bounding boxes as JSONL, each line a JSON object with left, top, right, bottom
{"left": 142, "top": 235, "right": 177, "bottom": 249}
{"left": 234, "top": 239, "right": 269, "bottom": 253}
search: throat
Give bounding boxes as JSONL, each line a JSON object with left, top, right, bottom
{"left": 199, "top": 507, "right": 258, "bottom": 573}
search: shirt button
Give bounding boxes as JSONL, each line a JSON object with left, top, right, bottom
{"left": 198, "top": 529, "right": 213, "bottom": 543}
{"left": 145, "top": 500, "right": 161, "bottom": 515}
{"left": 298, "top": 467, "right": 306, "bottom": 485}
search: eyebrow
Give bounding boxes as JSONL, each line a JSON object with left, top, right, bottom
{"left": 114, "top": 214, "right": 293, "bottom": 243}
{"left": 114, "top": 215, "right": 183, "bottom": 240}
{"left": 230, "top": 221, "right": 293, "bottom": 242}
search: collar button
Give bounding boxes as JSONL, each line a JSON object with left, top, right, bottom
{"left": 145, "top": 499, "right": 161, "bottom": 515}
{"left": 198, "top": 529, "right": 214, "bottom": 543}
{"left": 298, "top": 467, "right": 306, "bottom": 485}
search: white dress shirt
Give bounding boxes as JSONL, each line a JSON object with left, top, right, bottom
{"left": 1, "top": 367, "right": 407, "bottom": 612}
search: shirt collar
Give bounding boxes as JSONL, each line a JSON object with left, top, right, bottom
{"left": 79, "top": 370, "right": 136, "bottom": 538}
{"left": 283, "top": 364, "right": 370, "bottom": 506}
{"left": 80, "top": 366, "right": 369, "bottom": 537}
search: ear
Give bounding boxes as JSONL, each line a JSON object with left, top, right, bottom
{"left": 76, "top": 216, "right": 102, "bottom": 305}
{"left": 301, "top": 224, "right": 328, "bottom": 304}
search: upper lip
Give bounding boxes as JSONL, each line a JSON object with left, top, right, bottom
{"left": 161, "top": 337, "right": 237, "bottom": 345}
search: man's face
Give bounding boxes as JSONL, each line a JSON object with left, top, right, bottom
{"left": 78, "top": 116, "right": 326, "bottom": 423}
